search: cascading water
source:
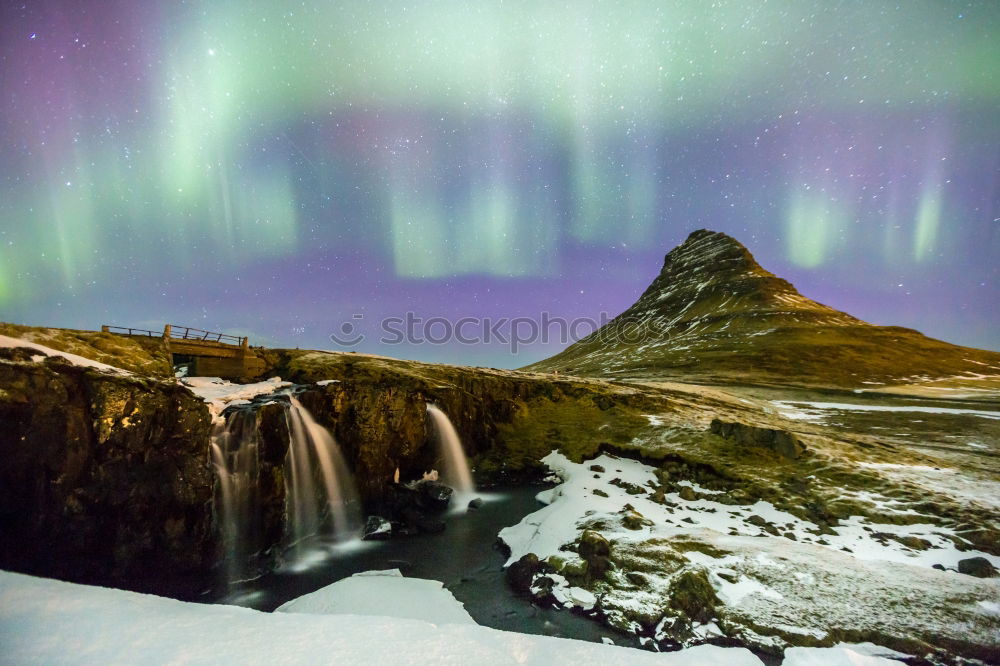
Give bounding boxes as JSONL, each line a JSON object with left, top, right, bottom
{"left": 284, "top": 396, "right": 362, "bottom": 550}
{"left": 209, "top": 392, "right": 362, "bottom": 584}
{"left": 426, "top": 404, "right": 475, "bottom": 494}
{"left": 209, "top": 409, "right": 262, "bottom": 585}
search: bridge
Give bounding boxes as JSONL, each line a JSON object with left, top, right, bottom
{"left": 103, "top": 324, "right": 266, "bottom": 381}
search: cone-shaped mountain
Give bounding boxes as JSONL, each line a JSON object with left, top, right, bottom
{"left": 526, "top": 230, "right": 1000, "bottom": 388}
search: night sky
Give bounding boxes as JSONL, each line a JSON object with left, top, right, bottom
{"left": 2, "top": 1, "right": 998, "bottom": 367}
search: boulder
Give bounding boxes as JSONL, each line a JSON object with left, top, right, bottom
{"left": 507, "top": 553, "right": 541, "bottom": 593}
{"left": 577, "top": 530, "right": 612, "bottom": 580}
{"left": 415, "top": 481, "right": 454, "bottom": 512}
{"left": 362, "top": 516, "right": 392, "bottom": 541}
{"left": 957, "top": 557, "right": 999, "bottom": 578}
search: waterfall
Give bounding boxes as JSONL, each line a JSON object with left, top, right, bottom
{"left": 284, "top": 396, "right": 362, "bottom": 548}
{"left": 209, "top": 394, "right": 362, "bottom": 583}
{"left": 209, "top": 409, "right": 261, "bottom": 584}
{"left": 426, "top": 404, "right": 475, "bottom": 494}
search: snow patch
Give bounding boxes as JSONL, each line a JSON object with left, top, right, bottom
{"left": 772, "top": 400, "right": 1000, "bottom": 422}
{"left": 180, "top": 376, "right": 292, "bottom": 419}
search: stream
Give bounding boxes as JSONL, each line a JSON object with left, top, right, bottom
{"left": 213, "top": 485, "right": 617, "bottom": 646}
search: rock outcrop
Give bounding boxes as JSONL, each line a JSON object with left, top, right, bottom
{"left": 279, "top": 351, "right": 671, "bottom": 505}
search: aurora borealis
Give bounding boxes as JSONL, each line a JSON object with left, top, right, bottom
{"left": 1, "top": 1, "right": 998, "bottom": 365}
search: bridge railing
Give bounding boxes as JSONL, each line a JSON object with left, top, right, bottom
{"left": 103, "top": 324, "right": 248, "bottom": 347}
{"left": 102, "top": 325, "right": 160, "bottom": 337}
{"left": 166, "top": 324, "right": 247, "bottom": 347}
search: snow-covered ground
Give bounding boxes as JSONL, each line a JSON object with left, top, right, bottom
{"left": 772, "top": 399, "right": 1000, "bottom": 422}
{"left": 0, "top": 569, "right": 770, "bottom": 665}
{"left": 276, "top": 569, "right": 477, "bottom": 625}
{"left": 498, "top": 452, "right": 1000, "bottom": 655}
{"left": 0, "top": 334, "right": 129, "bottom": 374}
{"left": 180, "top": 375, "right": 291, "bottom": 418}
{"left": 501, "top": 453, "right": 998, "bottom": 572}
{"left": 0, "top": 569, "right": 920, "bottom": 665}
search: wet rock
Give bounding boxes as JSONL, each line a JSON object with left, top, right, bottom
{"left": 529, "top": 575, "right": 559, "bottom": 607}
{"left": 467, "top": 497, "right": 484, "bottom": 511}
{"left": 957, "top": 557, "right": 999, "bottom": 578}
{"left": 710, "top": 418, "right": 805, "bottom": 460}
{"left": 507, "top": 553, "right": 542, "bottom": 593}
{"left": 415, "top": 481, "right": 454, "bottom": 512}
{"left": 362, "top": 516, "right": 392, "bottom": 541}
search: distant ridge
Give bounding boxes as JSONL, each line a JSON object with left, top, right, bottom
{"left": 525, "top": 230, "right": 1000, "bottom": 388}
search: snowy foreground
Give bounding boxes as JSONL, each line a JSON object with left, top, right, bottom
{"left": 498, "top": 452, "right": 999, "bottom": 656}
{"left": 0, "top": 569, "right": 910, "bottom": 665}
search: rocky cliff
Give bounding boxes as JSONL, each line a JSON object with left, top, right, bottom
{"left": 276, "top": 350, "right": 674, "bottom": 504}
{"left": 0, "top": 349, "right": 215, "bottom": 597}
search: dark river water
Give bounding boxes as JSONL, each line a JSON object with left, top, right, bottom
{"left": 215, "top": 486, "right": 617, "bottom": 646}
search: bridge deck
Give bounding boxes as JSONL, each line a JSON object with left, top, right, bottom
{"left": 103, "top": 324, "right": 265, "bottom": 380}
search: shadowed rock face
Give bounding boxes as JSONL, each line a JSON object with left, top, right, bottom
{"left": 525, "top": 229, "right": 1000, "bottom": 387}
{"left": 709, "top": 419, "right": 806, "bottom": 460}
{"left": 0, "top": 355, "right": 215, "bottom": 597}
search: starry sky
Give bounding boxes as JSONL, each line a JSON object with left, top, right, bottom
{"left": 1, "top": 0, "right": 998, "bottom": 367}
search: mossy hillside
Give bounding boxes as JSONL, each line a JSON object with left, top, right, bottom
{"left": 530, "top": 323, "right": 1000, "bottom": 389}
{"left": 0, "top": 322, "right": 172, "bottom": 377}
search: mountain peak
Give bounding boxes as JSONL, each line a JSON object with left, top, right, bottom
{"left": 527, "top": 229, "right": 1000, "bottom": 386}
{"left": 634, "top": 229, "right": 789, "bottom": 309}
{"left": 655, "top": 229, "right": 769, "bottom": 284}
